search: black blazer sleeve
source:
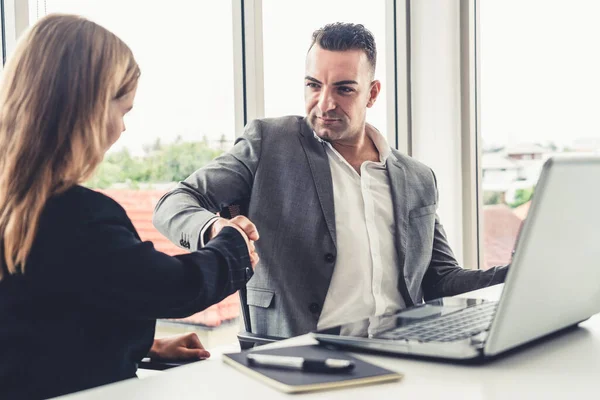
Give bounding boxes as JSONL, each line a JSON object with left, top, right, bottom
{"left": 27, "top": 189, "right": 252, "bottom": 319}
{"left": 420, "top": 169, "right": 509, "bottom": 300}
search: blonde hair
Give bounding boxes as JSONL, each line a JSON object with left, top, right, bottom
{"left": 0, "top": 14, "right": 140, "bottom": 278}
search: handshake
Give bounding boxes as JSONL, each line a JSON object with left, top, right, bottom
{"left": 209, "top": 215, "right": 260, "bottom": 269}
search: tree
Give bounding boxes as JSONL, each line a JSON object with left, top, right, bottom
{"left": 142, "top": 138, "right": 162, "bottom": 155}
{"left": 86, "top": 162, "right": 123, "bottom": 189}
{"left": 483, "top": 191, "right": 504, "bottom": 205}
{"left": 86, "top": 140, "right": 223, "bottom": 189}
{"left": 146, "top": 141, "right": 221, "bottom": 182}
{"left": 217, "top": 133, "right": 229, "bottom": 151}
{"left": 509, "top": 187, "right": 535, "bottom": 208}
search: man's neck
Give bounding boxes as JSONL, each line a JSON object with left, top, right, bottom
{"left": 331, "top": 130, "right": 380, "bottom": 174}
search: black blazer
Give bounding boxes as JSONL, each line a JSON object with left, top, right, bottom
{"left": 0, "top": 186, "right": 251, "bottom": 399}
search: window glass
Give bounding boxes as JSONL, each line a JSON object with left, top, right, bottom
{"left": 480, "top": 0, "right": 600, "bottom": 269}
{"left": 262, "top": 0, "right": 389, "bottom": 136}
{"left": 30, "top": 0, "right": 239, "bottom": 346}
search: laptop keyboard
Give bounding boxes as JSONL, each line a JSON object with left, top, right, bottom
{"left": 378, "top": 301, "right": 498, "bottom": 342}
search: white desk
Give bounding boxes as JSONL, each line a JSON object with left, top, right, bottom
{"left": 58, "top": 285, "right": 600, "bottom": 399}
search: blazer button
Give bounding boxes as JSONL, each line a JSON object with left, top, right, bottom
{"left": 245, "top": 267, "right": 254, "bottom": 281}
{"left": 324, "top": 253, "right": 335, "bottom": 263}
{"left": 309, "top": 303, "right": 321, "bottom": 314}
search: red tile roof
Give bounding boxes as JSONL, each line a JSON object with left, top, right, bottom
{"left": 513, "top": 201, "right": 531, "bottom": 221}
{"left": 482, "top": 204, "right": 524, "bottom": 270}
{"left": 98, "top": 189, "right": 240, "bottom": 327}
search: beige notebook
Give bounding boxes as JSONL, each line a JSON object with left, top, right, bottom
{"left": 222, "top": 344, "right": 403, "bottom": 394}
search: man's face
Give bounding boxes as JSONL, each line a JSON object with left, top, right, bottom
{"left": 304, "top": 45, "right": 380, "bottom": 143}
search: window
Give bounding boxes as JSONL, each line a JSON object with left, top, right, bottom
{"left": 262, "top": 0, "right": 390, "bottom": 137}
{"left": 34, "top": 0, "right": 237, "bottom": 154}
{"left": 5, "top": 0, "right": 408, "bottom": 347}
{"left": 479, "top": 0, "right": 600, "bottom": 269}
{"left": 28, "top": 0, "right": 241, "bottom": 344}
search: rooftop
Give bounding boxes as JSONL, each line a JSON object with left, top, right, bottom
{"left": 481, "top": 204, "right": 524, "bottom": 270}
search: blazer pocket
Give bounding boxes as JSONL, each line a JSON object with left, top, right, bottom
{"left": 409, "top": 204, "right": 437, "bottom": 219}
{"left": 246, "top": 287, "right": 275, "bottom": 308}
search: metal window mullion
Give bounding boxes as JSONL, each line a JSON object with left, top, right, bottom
{"left": 239, "top": 0, "right": 264, "bottom": 132}
{"left": 232, "top": 0, "right": 246, "bottom": 136}
{"left": 459, "top": 0, "right": 481, "bottom": 270}
{"left": 391, "top": 0, "right": 411, "bottom": 154}
{"left": 3, "top": 0, "right": 29, "bottom": 63}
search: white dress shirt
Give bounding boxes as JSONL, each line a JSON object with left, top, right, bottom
{"left": 316, "top": 128, "right": 406, "bottom": 330}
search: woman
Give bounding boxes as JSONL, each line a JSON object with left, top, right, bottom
{"left": 0, "top": 14, "right": 258, "bottom": 399}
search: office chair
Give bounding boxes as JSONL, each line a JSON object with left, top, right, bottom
{"left": 236, "top": 286, "right": 285, "bottom": 349}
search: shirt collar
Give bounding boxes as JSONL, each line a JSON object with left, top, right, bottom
{"left": 313, "top": 125, "right": 391, "bottom": 164}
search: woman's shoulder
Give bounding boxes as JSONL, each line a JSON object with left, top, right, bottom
{"left": 26, "top": 186, "right": 135, "bottom": 273}
{"left": 45, "top": 185, "right": 128, "bottom": 223}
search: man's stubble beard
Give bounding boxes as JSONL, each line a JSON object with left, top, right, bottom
{"left": 308, "top": 112, "right": 349, "bottom": 142}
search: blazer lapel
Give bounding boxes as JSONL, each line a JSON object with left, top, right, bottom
{"left": 297, "top": 118, "right": 337, "bottom": 247}
{"left": 387, "top": 155, "right": 410, "bottom": 299}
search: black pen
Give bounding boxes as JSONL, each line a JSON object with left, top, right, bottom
{"left": 246, "top": 353, "right": 355, "bottom": 373}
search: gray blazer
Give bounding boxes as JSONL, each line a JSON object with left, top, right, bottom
{"left": 153, "top": 116, "right": 507, "bottom": 337}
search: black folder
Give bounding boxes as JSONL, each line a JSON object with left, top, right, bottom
{"left": 222, "top": 344, "right": 402, "bottom": 393}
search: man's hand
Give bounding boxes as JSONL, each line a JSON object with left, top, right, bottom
{"left": 210, "top": 215, "right": 259, "bottom": 241}
{"left": 148, "top": 333, "right": 210, "bottom": 360}
{"left": 210, "top": 216, "right": 260, "bottom": 268}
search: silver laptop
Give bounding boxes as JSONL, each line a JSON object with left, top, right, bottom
{"left": 312, "top": 155, "right": 600, "bottom": 361}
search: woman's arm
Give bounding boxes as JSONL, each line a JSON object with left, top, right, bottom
{"left": 32, "top": 218, "right": 252, "bottom": 319}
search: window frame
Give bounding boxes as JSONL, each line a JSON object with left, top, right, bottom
{"left": 5, "top": 0, "right": 410, "bottom": 198}
{"left": 406, "top": 0, "right": 481, "bottom": 270}
{"left": 243, "top": 0, "right": 407, "bottom": 151}
{"left": 460, "top": 0, "right": 482, "bottom": 270}
{"left": 5, "top": 0, "right": 408, "bottom": 153}
{"left": 5, "top": 0, "right": 424, "bottom": 262}
{"left": 3, "top": 0, "right": 29, "bottom": 64}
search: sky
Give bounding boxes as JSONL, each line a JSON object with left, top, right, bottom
{"left": 26, "top": 0, "right": 600, "bottom": 152}
{"left": 35, "top": 0, "right": 237, "bottom": 154}
{"left": 480, "top": 0, "right": 600, "bottom": 148}
{"left": 261, "top": 0, "right": 387, "bottom": 129}
{"left": 30, "top": 0, "right": 387, "bottom": 155}
{"left": 28, "top": 0, "right": 390, "bottom": 154}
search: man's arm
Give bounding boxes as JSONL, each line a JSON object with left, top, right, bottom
{"left": 421, "top": 169, "right": 509, "bottom": 300}
{"left": 153, "top": 119, "right": 264, "bottom": 251}
{"left": 421, "top": 214, "right": 509, "bottom": 300}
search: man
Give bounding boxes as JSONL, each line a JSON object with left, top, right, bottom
{"left": 153, "top": 23, "right": 507, "bottom": 338}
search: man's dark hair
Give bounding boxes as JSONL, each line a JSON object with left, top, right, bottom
{"left": 309, "top": 22, "right": 377, "bottom": 75}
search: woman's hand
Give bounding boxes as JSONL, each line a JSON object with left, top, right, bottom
{"left": 148, "top": 333, "right": 210, "bottom": 360}
{"left": 210, "top": 216, "right": 260, "bottom": 268}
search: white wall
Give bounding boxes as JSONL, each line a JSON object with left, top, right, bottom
{"left": 410, "top": 0, "right": 465, "bottom": 265}
{"left": 3, "top": 0, "right": 30, "bottom": 59}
